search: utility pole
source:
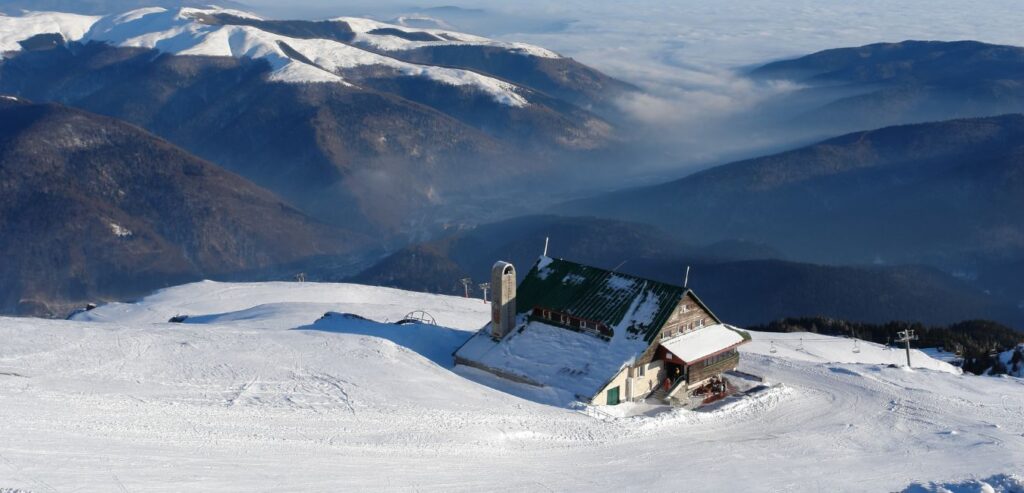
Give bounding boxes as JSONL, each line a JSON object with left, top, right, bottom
{"left": 896, "top": 329, "right": 918, "bottom": 367}
{"left": 479, "top": 282, "right": 490, "bottom": 303}
{"left": 460, "top": 277, "right": 473, "bottom": 298}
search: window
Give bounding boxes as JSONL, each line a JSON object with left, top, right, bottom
{"left": 580, "top": 320, "right": 589, "bottom": 329}
{"left": 637, "top": 365, "right": 645, "bottom": 377}
{"left": 560, "top": 314, "right": 569, "bottom": 324}
{"left": 543, "top": 310, "right": 551, "bottom": 319}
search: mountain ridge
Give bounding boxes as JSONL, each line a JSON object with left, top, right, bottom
{"left": 0, "top": 7, "right": 628, "bottom": 236}
{"left": 0, "top": 98, "right": 366, "bottom": 316}
{"left": 557, "top": 113, "right": 1024, "bottom": 270}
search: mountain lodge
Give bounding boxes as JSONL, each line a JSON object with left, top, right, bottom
{"left": 454, "top": 256, "right": 748, "bottom": 406}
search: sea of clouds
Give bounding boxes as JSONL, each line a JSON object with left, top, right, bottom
{"left": 242, "top": 0, "right": 1024, "bottom": 176}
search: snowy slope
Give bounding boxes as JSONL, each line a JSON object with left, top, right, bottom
{"left": 2, "top": 281, "right": 1023, "bottom": 492}
{"left": 338, "top": 16, "right": 561, "bottom": 58}
{"left": 0, "top": 7, "right": 530, "bottom": 105}
{"left": 0, "top": 10, "right": 97, "bottom": 54}
{"left": 998, "top": 344, "right": 1024, "bottom": 377}
{"left": 744, "top": 330, "right": 962, "bottom": 374}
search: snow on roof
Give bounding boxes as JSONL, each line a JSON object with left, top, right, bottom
{"left": 660, "top": 324, "right": 745, "bottom": 364}
{"left": 517, "top": 256, "right": 687, "bottom": 343}
{"left": 456, "top": 258, "right": 686, "bottom": 399}
{"left": 456, "top": 319, "right": 649, "bottom": 399}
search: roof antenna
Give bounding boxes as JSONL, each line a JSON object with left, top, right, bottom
{"left": 683, "top": 265, "right": 691, "bottom": 288}
{"left": 543, "top": 236, "right": 549, "bottom": 257}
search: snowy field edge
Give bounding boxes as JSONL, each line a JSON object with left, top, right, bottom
{"left": 1, "top": 281, "right": 1022, "bottom": 491}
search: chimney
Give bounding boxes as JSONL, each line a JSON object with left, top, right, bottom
{"left": 491, "top": 261, "right": 516, "bottom": 340}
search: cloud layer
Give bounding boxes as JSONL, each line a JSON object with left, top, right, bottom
{"left": 242, "top": 0, "right": 1024, "bottom": 176}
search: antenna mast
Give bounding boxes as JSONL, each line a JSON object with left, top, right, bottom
{"left": 543, "top": 236, "right": 549, "bottom": 257}
{"left": 684, "top": 265, "right": 691, "bottom": 288}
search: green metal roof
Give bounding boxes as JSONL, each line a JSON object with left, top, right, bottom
{"left": 515, "top": 257, "right": 687, "bottom": 343}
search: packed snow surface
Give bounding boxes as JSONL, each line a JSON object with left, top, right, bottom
{"left": 0, "top": 8, "right": 530, "bottom": 106}
{"left": 1, "top": 281, "right": 1022, "bottom": 491}
{"left": 661, "top": 323, "right": 745, "bottom": 363}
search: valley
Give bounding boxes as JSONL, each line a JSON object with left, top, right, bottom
{"left": 2, "top": 7, "right": 1024, "bottom": 329}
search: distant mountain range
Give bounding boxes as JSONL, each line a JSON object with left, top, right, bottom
{"left": 0, "top": 7, "right": 631, "bottom": 235}
{"left": 749, "top": 40, "right": 1024, "bottom": 137}
{"left": 348, "top": 215, "right": 1023, "bottom": 327}
{"left": 559, "top": 114, "right": 1024, "bottom": 272}
{"left": 0, "top": 0, "right": 247, "bottom": 15}
{"left": 0, "top": 98, "right": 362, "bottom": 316}
{"left": 2, "top": 10, "right": 1022, "bottom": 330}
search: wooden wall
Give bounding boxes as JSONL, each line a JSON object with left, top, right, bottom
{"left": 659, "top": 292, "right": 719, "bottom": 340}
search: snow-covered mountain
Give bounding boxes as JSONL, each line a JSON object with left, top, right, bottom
{"left": 0, "top": 6, "right": 628, "bottom": 234}
{"left": 0, "top": 7, "right": 547, "bottom": 104}
{"left": 0, "top": 280, "right": 1021, "bottom": 491}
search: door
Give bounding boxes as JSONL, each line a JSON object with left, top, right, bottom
{"left": 607, "top": 386, "right": 620, "bottom": 405}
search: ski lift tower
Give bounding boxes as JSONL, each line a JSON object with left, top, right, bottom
{"left": 896, "top": 329, "right": 918, "bottom": 367}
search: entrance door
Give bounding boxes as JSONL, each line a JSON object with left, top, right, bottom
{"left": 607, "top": 386, "right": 620, "bottom": 405}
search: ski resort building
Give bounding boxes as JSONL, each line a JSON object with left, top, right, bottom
{"left": 454, "top": 256, "right": 748, "bottom": 406}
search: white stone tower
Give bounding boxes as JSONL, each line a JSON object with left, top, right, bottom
{"left": 491, "top": 261, "right": 516, "bottom": 340}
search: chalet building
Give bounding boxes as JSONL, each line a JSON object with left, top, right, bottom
{"left": 454, "top": 256, "right": 748, "bottom": 406}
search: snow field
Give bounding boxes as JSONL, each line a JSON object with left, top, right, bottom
{"left": 1, "top": 281, "right": 1022, "bottom": 491}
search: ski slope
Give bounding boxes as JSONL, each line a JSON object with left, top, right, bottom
{"left": 1, "top": 281, "right": 1022, "bottom": 492}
